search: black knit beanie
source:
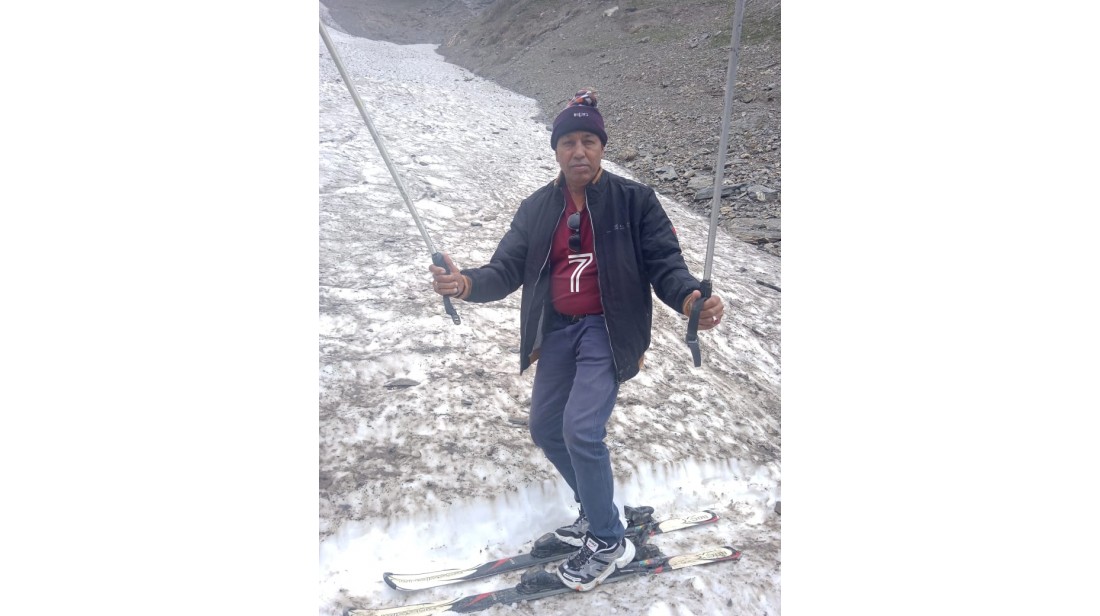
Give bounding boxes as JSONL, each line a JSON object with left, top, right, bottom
{"left": 550, "top": 89, "right": 607, "bottom": 150}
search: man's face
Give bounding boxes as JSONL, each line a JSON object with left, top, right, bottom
{"left": 555, "top": 130, "right": 604, "bottom": 188}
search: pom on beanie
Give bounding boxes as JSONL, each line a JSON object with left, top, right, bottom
{"left": 550, "top": 88, "right": 607, "bottom": 150}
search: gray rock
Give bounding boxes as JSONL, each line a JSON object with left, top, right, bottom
{"left": 655, "top": 165, "right": 678, "bottom": 181}
{"left": 693, "top": 183, "right": 746, "bottom": 201}
{"left": 730, "top": 225, "right": 781, "bottom": 245}
{"left": 687, "top": 175, "right": 714, "bottom": 190}
{"left": 383, "top": 378, "right": 420, "bottom": 389}
{"left": 729, "top": 217, "right": 771, "bottom": 231}
{"left": 731, "top": 111, "right": 770, "bottom": 133}
{"left": 746, "top": 185, "right": 779, "bottom": 202}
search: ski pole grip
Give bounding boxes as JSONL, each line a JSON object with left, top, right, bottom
{"left": 685, "top": 280, "right": 712, "bottom": 367}
{"left": 432, "top": 252, "right": 461, "bottom": 325}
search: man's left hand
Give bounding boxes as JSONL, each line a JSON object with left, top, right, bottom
{"left": 683, "top": 290, "right": 724, "bottom": 330}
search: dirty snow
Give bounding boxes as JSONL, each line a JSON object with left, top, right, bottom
{"left": 317, "top": 21, "right": 780, "bottom": 616}
{"left": 7, "top": 4, "right": 1094, "bottom": 616}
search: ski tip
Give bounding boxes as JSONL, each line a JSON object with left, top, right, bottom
{"left": 682, "top": 509, "right": 720, "bottom": 524}
{"left": 381, "top": 573, "right": 399, "bottom": 590}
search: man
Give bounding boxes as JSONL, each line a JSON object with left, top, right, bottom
{"left": 429, "top": 88, "right": 724, "bottom": 591}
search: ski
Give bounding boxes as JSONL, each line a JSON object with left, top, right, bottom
{"left": 382, "top": 507, "right": 718, "bottom": 591}
{"left": 351, "top": 545, "right": 742, "bottom": 615}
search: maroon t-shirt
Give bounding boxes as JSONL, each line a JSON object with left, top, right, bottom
{"left": 551, "top": 190, "right": 603, "bottom": 316}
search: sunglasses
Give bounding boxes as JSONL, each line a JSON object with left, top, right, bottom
{"left": 568, "top": 212, "right": 581, "bottom": 252}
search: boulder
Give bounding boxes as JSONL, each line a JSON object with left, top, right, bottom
{"left": 693, "top": 183, "right": 746, "bottom": 201}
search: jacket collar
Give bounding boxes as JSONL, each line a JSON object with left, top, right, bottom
{"left": 553, "top": 166, "right": 604, "bottom": 188}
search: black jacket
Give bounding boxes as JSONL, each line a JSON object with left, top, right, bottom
{"left": 461, "top": 169, "right": 701, "bottom": 382}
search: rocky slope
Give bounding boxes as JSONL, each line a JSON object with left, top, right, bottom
{"left": 321, "top": 0, "right": 781, "bottom": 255}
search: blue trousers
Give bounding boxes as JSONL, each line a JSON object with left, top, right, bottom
{"left": 529, "top": 314, "right": 624, "bottom": 543}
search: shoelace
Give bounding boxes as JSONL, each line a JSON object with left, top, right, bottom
{"left": 566, "top": 541, "right": 597, "bottom": 568}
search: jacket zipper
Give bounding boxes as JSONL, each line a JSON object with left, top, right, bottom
{"left": 528, "top": 198, "right": 566, "bottom": 353}
{"left": 533, "top": 198, "right": 566, "bottom": 295}
{"left": 586, "top": 184, "right": 621, "bottom": 382}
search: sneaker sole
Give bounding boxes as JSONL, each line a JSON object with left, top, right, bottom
{"left": 558, "top": 539, "right": 636, "bottom": 592}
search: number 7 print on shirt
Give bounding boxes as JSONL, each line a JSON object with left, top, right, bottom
{"left": 567, "top": 253, "right": 594, "bottom": 293}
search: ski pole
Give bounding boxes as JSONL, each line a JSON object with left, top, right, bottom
{"left": 686, "top": 0, "right": 746, "bottom": 366}
{"left": 319, "top": 21, "right": 461, "bottom": 325}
